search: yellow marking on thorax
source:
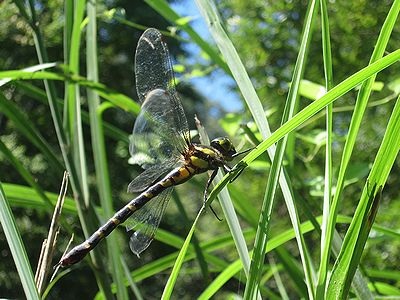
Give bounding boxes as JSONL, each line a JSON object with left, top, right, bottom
{"left": 190, "top": 156, "right": 209, "bottom": 169}
{"left": 85, "top": 243, "right": 91, "bottom": 249}
{"left": 198, "top": 147, "right": 216, "bottom": 157}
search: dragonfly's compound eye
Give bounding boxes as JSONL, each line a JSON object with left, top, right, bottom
{"left": 211, "top": 137, "right": 237, "bottom": 160}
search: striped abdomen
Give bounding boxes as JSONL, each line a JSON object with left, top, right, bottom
{"left": 59, "top": 165, "right": 196, "bottom": 267}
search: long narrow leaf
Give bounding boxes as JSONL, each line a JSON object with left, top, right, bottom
{"left": 327, "top": 94, "right": 400, "bottom": 298}
{"left": 207, "top": 49, "right": 400, "bottom": 204}
{"left": 0, "top": 69, "right": 140, "bottom": 115}
{"left": 319, "top": 2, "right": 400, "bottom": 297}
{"left": 15, "top": 1, "right": 114, "bottom": 295}
{"left": 0, "top": 182, "right": 40, "bottom": 300}
{"left": 316, "top": 0, "right": 335, "bottom": 297}
{"left": 245, "top": 1, "right": 318, "bottom": 298}
{"left": 161, "top": 207, "right": 204, "bottom": 299}
{"left": 3, "top": 183, "right": 76, "bottom": 214}
{"left": 86, "top": 1, "right": 128, "bottom": 297}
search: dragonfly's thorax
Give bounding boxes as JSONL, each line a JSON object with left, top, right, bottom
{"left": 184, "top": 144, "right": 226, "bottom": 173}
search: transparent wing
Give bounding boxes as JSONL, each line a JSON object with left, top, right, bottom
{"left": 135, "top": 28, "right": 180, "bottom": 105}
{"left": 127, "top": 160, "right": 178, "bottom": 193}
{"left": 129, "top": 90, "right": 189, "bottom": 168}
{"left": 125, "top": 188, "right": 173, "bottom": 257}
{"left": 130, "top": 28, "right": 190, "bottom": 169}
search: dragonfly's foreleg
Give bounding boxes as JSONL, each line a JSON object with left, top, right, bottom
{"left": 229, "top": 161, "right": 247, "bottom": 183}
{"left": 223, "top": 164, "right": 231, "bottom": 173}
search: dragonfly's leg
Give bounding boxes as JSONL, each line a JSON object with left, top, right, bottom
{"left": 203, "top": 169, "right": 223, "bottom": 221}
{"left": 210, "top": 204, "right": 223, "bottom": 222}
{"left": 223, "top": 164, "right": 231, "bottom": 173}
{"left": 203, "top": 169, "right": 218, "bottom": 204}
{"left": 229, "top": 166, "right": 245, "bottom": 183}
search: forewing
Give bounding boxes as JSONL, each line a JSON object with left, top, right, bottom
{"left": 135, "top": 28, "right": 179, "bottom": 104}
{"left": 124, "top": 188, "right": 172, "bottom": 257}
{"left": 130, "top": 28, "right": 190, "bottom": 168}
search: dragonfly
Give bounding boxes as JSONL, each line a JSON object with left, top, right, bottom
{"left": 59, "top": 28, "right": 248, "bottom": 267}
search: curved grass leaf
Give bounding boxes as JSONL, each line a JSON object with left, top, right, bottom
{"left": 244, "top": 1, "right": 318, "bottom": 298}
{"left": 0, "top": 69, "right": 140, "bottom": 115}
{"left": 161, "top": 207, "right": 204, "bottom": 299}
{"left": 86, "top": 1, "right": 128, "bottom": 296}
{"left": 2, "top": 183, "right": 76, "bottom": 214}
{"left": 206, "top": 49, "right": 400, "bottom": 205}
{"left": 327, "top": 94, "right": 400, "bottom": 299}
{"left": 319, "top": 2, "right": 400, "bottom": 296}
{"left": 0, "top": 182, "right": 40, "bottom": 300}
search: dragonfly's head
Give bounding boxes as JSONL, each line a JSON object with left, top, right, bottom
{"left": 211, "top": 137, "right": 237, "bottom": 161}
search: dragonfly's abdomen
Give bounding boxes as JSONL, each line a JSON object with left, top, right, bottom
{"left": 59, "top": 166, "right": 195, "bottom": 267}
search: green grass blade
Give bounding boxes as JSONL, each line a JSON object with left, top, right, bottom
{"left": 67, "top": 0, "right": 88, "bottom": 206}
{"left": 327, "top": 94, "right": 400, "bottom": 299}
{"left": 120, "top": 257, "right": 143, "bottom": 300}
{"left": 161, "top": 207, "right": 204, "bottom": 299}
{"left": 198, "top": 257, "right": 244, "bottom": 300}
{"left": 193, "top": 2, "right": 293, "bottom": 297}
{"left": 245, "top": 1, "right": 318, "bottom": 299}
{"left": 201, "top": 218, "right": 318, "bottom": 299}
{"left": 21, "top": 0, "right": 114, "bottom": 296}
{"left": 196, "top": 119, "right": 252, "bottom": 281}
{"left": 172, "top": 190, "right": 210, "bottom": 282}
{"left": 102, "top": 232, "right": 255, "bottom": 299}
{"left": 194, "top": 0, "right": 272, "bottom": 140}
{"left": 0, "top": 62, "right": 56, "bottom": 86}
{"left": 86, "top": 1, "right": 129, "bottom": 298}
{"left": 207, "top": 49, "right": 400, "bottom": 204}
{"left": 0, "top": 182, "right": 40, "bottom": 300}
{"left": 319, "top": 2, "right": 400, "bottom": 296}
{"left": 200, "top": 214, "right": 397, "bottom": 299}
{"left": 3, "top": 183, "right": 76, "bottom": 214}
{"left": 316, "top": 0, "right": 335, "bottom": 297}
{"left": 0, "top": 69, "right": 140, "bottom": 115}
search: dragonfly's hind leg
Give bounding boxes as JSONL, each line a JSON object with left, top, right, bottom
{"left": 209, "top": 204, "right": 222, "bottom": 222}
{"left": 203, "top": 169, "right": 222, "bottom": 221}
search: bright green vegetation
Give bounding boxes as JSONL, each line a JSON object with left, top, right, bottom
{"left": 0, "top": 0, "right": 399, "bottom": 299}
